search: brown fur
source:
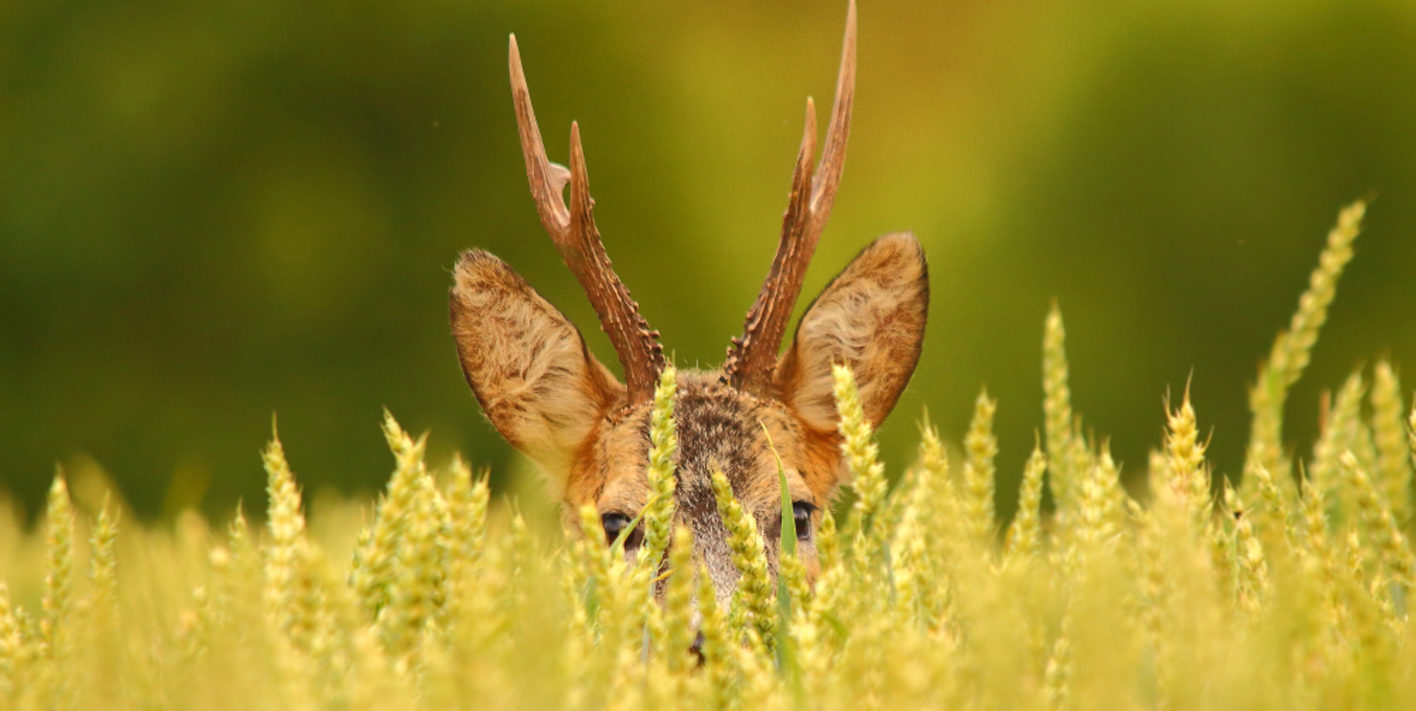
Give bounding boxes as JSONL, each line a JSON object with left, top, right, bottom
{"left": 450, "top": 232, "right": 928, "bottom": 604}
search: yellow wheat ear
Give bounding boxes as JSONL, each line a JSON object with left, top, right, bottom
{"left": 0, "top": 196, "right": 1412, "bottom": 709}
{"left": 0, "top": 583, "right": 21, "bottom": 699}
{"left": 41, "top": 473, "right": 74, "bottom": 664}
{"left": 961, "top": 388, "right": 999, "bottom": 550}
{"left": 261, "top": 425, "right": 311, "bottom": 651}
{"left": 1340, "top": 452, "right": 1414, "bottom": 593}
{"left": 832, "top": 363, "right": 886, "bottom": 539}
{"left": 1409, "top": 402, "right": 1416, "bottom": 498}
{"left": 1246, "top": 201, "right": 1367, "bottom": 495}
{"left": 1164, "top": 385, "right": 1212, "bottom": 530}
{"left": 1043, "top": 303, "right": 1079, "bottom": 511}
{"left": 710, "top": 468, "right": 775, "bottom": 654}
{"left": 443, "top": 454, "right": 490, "bottom": 634}
{"left": 1004, "top": 442, "right": 1048, "bottom": 562}
{"left": 1223, "top": 482, "right": 1269, "bottom": 619}
{"left": 657, "top": 526, "right": 696, "bottom": 676}
{"left": 1370, "top": 363, "right": 1412, "bottom": 526}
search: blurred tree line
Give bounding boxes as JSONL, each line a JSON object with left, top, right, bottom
{"left": 2, "top": 0, "right": 1414, "bottom": 521}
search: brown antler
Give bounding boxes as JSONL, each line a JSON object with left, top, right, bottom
{"left": 723, "top": 0, "right": 857, "bottom": 393}
{"left": 509, "top": 35, "right": 665, "bottom": 404}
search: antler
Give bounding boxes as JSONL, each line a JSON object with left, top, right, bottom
{"left": 723, "top": 0, "right": 857, "bottom": 393}
{"left": 509, "top": 35, "right": 665, "bottom": 404}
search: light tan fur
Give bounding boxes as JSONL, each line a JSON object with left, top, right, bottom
{"left": 774, "top": 232, "right": 929, "bottom": 438}
{"left": 449, "top": 250, "right": 623, "bottom": 485}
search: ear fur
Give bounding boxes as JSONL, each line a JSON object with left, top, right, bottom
{"left": 773, "top": 232, "right": 929, "bottom": 434}
{"left": 449, "top": 250, "right": 625, "bottom": 479}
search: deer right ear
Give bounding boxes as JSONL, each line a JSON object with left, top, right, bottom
{"left": 450, "top": 250, "right": 626, "bottom": 479}
{"left": 773, "top": 232, "right": 929, "bottom": 436}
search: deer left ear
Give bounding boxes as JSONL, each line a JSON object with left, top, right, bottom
{"left": 773, "top": 232, "right": 928, "bottom": 434}
{"left": 449, "top": 250, "right": 626, "bottom": 480}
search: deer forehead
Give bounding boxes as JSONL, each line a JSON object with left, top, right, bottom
{"left": 570, "top": 371, "right": 826, "bottom": 517}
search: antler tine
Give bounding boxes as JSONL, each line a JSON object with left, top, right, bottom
{"left": 811, "top": 0, "right": 856, "bottom": 218}
{"left": 509, "top": 35, "right": 665, "bottom": 404}
{"left": 509, "top": 35, "right": 570, "bottom": 236}
{"left": 724, "top": 0, "right": 857, "bottom": 392}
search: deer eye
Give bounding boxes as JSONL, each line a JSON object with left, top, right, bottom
{"left": 601, "top": 512, "right": 642, "bottom": 550}
{"left": 792, "top": 502, "right": 814, "bottom": 541}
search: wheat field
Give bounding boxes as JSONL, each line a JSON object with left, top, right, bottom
{"left": 2, "top": 200, "right": 1413, "bottom": 709}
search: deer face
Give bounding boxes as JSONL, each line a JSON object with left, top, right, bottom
{"left": 449, "top": 1, "right": 927, "bottom": 603}
{"left": 572, "top": 372, "right": 828, "bottom": 600}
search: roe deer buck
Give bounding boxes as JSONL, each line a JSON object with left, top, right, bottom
{"left": 450, "top": 1, "right": 927, "bottom": 604}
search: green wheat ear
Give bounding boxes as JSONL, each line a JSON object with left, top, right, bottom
{"left": 641, "top": 363, "right": 679, "bottom": 569}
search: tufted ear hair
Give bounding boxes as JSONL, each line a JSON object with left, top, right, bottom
{"left": 773, "top": 232, "right": 929, "bottom": 437}
{"left": 449, "top": 250, "right": 625, "bottom": 481}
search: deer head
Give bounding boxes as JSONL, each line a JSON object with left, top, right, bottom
{"left": 450, "top": 1, "right": 927, "bottom": 605}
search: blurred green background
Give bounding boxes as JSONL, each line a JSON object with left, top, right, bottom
{"left": 3, "top": 0, "right": 1414, "bottom": 522}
